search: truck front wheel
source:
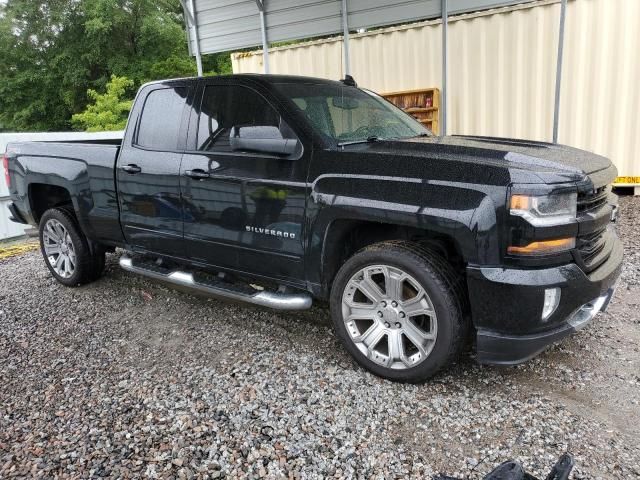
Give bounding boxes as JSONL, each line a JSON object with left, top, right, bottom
{"left": 330, "top": 241, "right": 467, "bottom": 382}
{"left": 39, "top": 207, "right": 105, "bottom": 287}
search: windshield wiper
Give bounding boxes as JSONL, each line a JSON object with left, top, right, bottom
{"left": 337, "top": 135, "right": 383, "bottom": 147}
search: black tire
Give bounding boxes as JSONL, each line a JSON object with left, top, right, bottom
{"left": 38, "top": 207, "right": 105, "bottom": 287}
{"left": 59, "top": 205, "right": 107, "bottom": 282}
{"left": 330, "top": 241, "right": 468, "bottom": 383}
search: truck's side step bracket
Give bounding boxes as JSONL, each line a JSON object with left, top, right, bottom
{"left": 119, "top": 255, "right": 312, "bottom": 311}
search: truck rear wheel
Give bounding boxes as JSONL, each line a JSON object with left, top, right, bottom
{"left": 330, "top": 241, "right": 467, "bottom": 383}
{"left": 39, "top": 207, "right": 105, "bottom": 287}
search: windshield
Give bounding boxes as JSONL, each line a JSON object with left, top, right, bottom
{"left": 274, "top": 83, "right": 431, "bottom": 145}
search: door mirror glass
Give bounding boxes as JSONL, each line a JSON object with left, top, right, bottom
{"left": 230, "top": 126, "right": 301, "bottom": 157}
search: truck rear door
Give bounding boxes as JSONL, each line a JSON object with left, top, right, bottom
{"left": 117, "top": 83, "right": 192, "bottom": 256}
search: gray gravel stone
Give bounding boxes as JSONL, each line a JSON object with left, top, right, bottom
{"left": 0, "top": 196, "right": 639, "bottom": 479}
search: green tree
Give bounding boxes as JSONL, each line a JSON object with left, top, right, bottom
{"left": 0, "top": 0, "right": 231, "bottom": 132}
{"left": 71, "top": 75, "right": 134, "bottom": 132}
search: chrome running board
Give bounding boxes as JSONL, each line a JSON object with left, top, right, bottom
{"left": 119, "top": 255, "right": 312, "bottom": 311}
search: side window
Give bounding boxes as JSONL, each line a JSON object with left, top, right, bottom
{"left": 136, "top": 87, "right": 187, "bottom": 151}
{"left": 197, "top": 85, "right": 296, "bottom": 152}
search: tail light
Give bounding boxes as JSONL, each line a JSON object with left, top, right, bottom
{"left": 2, "top": 153, "right": 9, "bottom": 188}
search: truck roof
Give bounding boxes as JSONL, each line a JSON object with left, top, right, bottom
{"left": 143, "top": 74, "right": 343, "bottom": 89}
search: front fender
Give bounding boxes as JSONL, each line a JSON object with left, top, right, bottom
{"left": 305, "top": 174, "right": 502, "bottom": 289}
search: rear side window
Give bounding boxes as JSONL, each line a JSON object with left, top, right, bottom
{"left": 136, "top": 87, "right": 187, "bottom": 150}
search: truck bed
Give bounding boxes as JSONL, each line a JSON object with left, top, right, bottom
{"left": 48, "top": 138, "right": 122, "bottom": 146}
{"left": 7, "top": 139, "right": 121, "bottom": 157}
{"left": 6, "top": 139, "right": 124, "bottom": 245}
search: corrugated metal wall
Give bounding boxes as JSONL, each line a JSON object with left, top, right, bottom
{"left": 0, "top": 131, "right": 123, "bottom": 241}
{"left": 232, "top": 0, "right": 640, "bottom": 179}
{"left": 560, "top": 0, "right": 640, "bottom": 183}
{"left": 189, "top": 0, "right": 531, "bottom": 55}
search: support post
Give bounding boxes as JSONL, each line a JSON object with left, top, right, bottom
{"left": 341, "top": 0, "right": 351, "bottom": 76}
{"left": 187, "top": 0, "right": 203, "bottom": 76}
{"left": 256, "top": 0, "right": 270, "bottom": 74}
{"left": 553, "top": 0, "right": 567, "bottom": 143}
{"left": 441, "top": 0, "right": 448, "bottom": 136}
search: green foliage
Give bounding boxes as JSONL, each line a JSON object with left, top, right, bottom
{"left": 0, "top": 0, "right": 234, "bottom": 132}
{"left": 203, "top": 52, "right": 233, "bottom": 77}
{"left": 147, "top": 55, "right": 198, "bottom": 81}
{"left": 71, "top": 75, "right": 134, "bottom": 132}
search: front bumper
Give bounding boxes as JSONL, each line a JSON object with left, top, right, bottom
{"left": 467, "top": 233, "right": 623, "bottom": 365}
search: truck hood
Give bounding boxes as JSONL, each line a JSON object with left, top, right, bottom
{"left": 357, "top": 134, "right": 615, "bottom": 185}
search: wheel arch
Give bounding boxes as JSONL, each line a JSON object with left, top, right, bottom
{"left": 28, "top": 183, "right": 74, "bottom": 224}
{"left": 30, "top": 185, "right": 104, "bottom": 256}
{"left": 314, "top": 216, "right": 471, "bottom": 299}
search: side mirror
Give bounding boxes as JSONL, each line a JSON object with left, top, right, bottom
{"left": 230, "top": 126, "right": 300, "bottom": 157}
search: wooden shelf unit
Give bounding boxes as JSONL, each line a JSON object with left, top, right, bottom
{"left": 381, "top": 88, "right": 440, "bottom": 134}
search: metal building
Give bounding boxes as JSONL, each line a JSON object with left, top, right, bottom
{"left": 181, "top": 0, "right": 638, "bottom": 184}
{"left": 231, "top": 0, "right": 640, "bottom": 183}
{"left": 181, "top": 0, "right": 556, "bottom": 136}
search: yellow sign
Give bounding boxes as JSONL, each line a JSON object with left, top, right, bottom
{"left": 614, "top": 176, "right": 640, "bottom": 185}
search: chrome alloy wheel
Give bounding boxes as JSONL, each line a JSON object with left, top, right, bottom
{"left": 42, "top": 218, "right": 76, "bottom": 279}
{"left": 341, "top": 265, "right": 438, "bottom": 369}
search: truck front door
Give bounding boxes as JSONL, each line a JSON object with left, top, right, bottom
{"left": 179, "top": 82, "right": 309, "bottom": 284}
{"left": 117, "top": 84, "right": 191, "bottom": 256}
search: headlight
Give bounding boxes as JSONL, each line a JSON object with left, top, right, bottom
{"left": 510, "top": 191, "right": 577, "bottom": 226}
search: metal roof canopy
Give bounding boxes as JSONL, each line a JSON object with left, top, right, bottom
{"left": 180, "top": 0, "right": 567, "bottom": 138}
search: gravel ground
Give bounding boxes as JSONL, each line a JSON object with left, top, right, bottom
{"left": 1, "top": 197, "right": 639, "bottom": 479}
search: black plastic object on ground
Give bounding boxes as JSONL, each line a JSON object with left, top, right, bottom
{"left": 434, "top": 453, "right": 574, "bottom": 480}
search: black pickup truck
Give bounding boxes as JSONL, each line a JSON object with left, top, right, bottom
{"left": 4, "top": 74, "right": 622, "bottom": 382}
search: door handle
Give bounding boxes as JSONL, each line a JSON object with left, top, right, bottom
{"left": 121, "top": 164, "right": 142, "bottom": 174}
{"left": 185, "top": 169, "right": 211, "bottom": 180}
